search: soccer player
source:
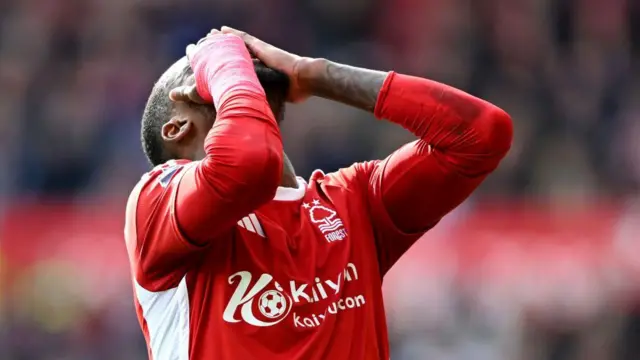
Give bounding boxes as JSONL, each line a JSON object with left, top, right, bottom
{"left": 124, "top": 27, "right": 513, "bottom": 360}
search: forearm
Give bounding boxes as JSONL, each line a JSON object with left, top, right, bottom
{"left": 200, "top": 95, "right": 283, "bottom": 196}
{"left": 375, "top": 73, "right": 512, "bottom": 175}
{"left": 176, "top": 35, "right": 284, "bottom": 243}
{"left": 179, "top": 112, "right": 282, "bottom": 243}
{"left": 344, "top": 69, "right": 514, "bottom": 235}
{"left": 300, "top": 58, "right": 387, "bottom": 112}
{"left": 197, "top": 34, "right": 283, "bottom": 195}
{"left": 303, "top": 59, "right": 512, "bottom": 174}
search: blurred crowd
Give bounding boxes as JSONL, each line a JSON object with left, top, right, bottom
{"left": 0, "top": 0, "right": 639, "bottom": 359}
{"left": 1, "top": 0, "right": 638, "bottom": 201}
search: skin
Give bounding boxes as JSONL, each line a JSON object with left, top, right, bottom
{"left": 165, "top": 27, "right": 389, "bottom": 188}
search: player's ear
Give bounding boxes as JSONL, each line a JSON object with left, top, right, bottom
{"left": 161, "top": 117, "right": 192, "bottom": 143}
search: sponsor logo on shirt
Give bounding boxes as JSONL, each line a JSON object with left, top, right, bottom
{"left": 303, "top": 199, "right": 347, "bottom": 243}
{"left": 222, "top": 263, "right": 366, "bottom": 328}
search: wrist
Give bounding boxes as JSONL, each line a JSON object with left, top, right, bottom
{"left": 191, "top": 35, "right": 263, "bottom": 106}
{"left": 295, "top": 57, "right": 330, "bottom": 97}
{"left": 295, "top": 58, "right": 388, "bottom": 112}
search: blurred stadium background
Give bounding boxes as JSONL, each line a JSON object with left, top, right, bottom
{"left": 1, "top": 0, "right": 639, "bottom": 359}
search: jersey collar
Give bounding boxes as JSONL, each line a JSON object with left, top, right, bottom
{"left": 273, "top": 177, "right": 307, "bottom": 201}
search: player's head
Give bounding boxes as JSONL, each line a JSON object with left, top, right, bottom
{"left": 141, "top": 56, "right": 289, "bottom": 166}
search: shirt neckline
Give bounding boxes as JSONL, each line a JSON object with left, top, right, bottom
{"left": 273, "top": 177, "right": 307, "bottom": 201}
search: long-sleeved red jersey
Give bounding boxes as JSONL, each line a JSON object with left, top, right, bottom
{"left": 125, "top": 70, "right": 512, "bottom": 359}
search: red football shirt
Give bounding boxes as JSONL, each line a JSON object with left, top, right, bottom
{"left": 124, "top": 73, "right": 513, "bottom": 359}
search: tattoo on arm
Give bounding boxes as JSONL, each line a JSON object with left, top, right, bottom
{"left": 308, "top": 59, "right": 388, "bottom": 113}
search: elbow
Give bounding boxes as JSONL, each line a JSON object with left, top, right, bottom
{"left": 244, "top": 143, "right": 283, "bottom": 202}
{"left": 202, "top": 134, "right": 283, "bottom": 206}
{"left": 480, "top": 106, "right": 514, "bottom": 159}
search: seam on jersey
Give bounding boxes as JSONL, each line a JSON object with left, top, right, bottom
{"left": 169, "top": 163, "right": 210, "bottom": 250}
{"left": 125, "top": 173, "right": 150, "bottom": 282}
{"left": 135, "top": 276, "right": 190, "bottom": 360}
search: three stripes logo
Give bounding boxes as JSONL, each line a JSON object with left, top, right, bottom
{"left": 237, "top": 213, "right": 265, "bottom": 238}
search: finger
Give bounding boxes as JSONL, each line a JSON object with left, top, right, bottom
{"left": 169, "top": 85, "right": 206, "bottom": 104}
{"left": 220, "top": 26, "right": 252, "bottom": 43}
{"left": 185, "top": 86, "right": 207, "bottom": 104}
{"left": 220, "top": 26, "right": 241, "bottom": 36}
{"left": 169, "top": 86, "right": 190, "bottom": 102}
{"left": 220, "top": 26, "right": 263, "bottom": 56}
{"left": 186, "top": 44, "right": 196, "bottom": 60}
{"left": 197, "top": 30, "right": 219, "bottom": 46}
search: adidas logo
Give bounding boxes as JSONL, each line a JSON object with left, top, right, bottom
{"left": 237, "top": 213, "right": 265, "bottom": 238}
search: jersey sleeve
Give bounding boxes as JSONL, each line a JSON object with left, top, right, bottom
{"left": 337, "top": 147, "right": 489, "bottom": 276}
{"left": 124, "top": 160, "right": 205, "bottom": 291}
{"left": 333, "top": 73, "right": 513, "bottom": 276}
{"left": 125, "top": 96, "right": 282, "bottom": 291}
{"left": 125, "top": 41, "right": 284, "bottom": 291}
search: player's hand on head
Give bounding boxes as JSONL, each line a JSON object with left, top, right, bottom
{"left": 169, "top": 29, "right": 224, "bottom": 104}
{"left": 169, "top": 84, "right": 207, "bottom": 104}
{"left": 221, "top": 26, "right": 312, "bottom": 103}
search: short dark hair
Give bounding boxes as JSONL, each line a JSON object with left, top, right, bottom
{"left": 141, "top": 57, "right": 193, "bottom": 166}
{"left": 141, "top": 57, "right": 289, "bottom": 167}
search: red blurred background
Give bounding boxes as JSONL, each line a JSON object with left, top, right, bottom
{"left": 1, "top": 0, "right": 639, "bottom": 359}
{"left": 3, "top": 200, "right": 640, "bottom": 359}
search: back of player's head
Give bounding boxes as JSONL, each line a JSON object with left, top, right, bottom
{"left": 141, "top": 57, "right": 193, "bottom": 166}
{"left": 141, "top": 56, "right": 290, "bottom": 167}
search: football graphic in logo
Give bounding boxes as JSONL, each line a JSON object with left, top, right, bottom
{"left": 258, "top": 290, "right": 288, "bottom": 319}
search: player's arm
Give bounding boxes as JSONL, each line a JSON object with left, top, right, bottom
{"left": 172, "top": 33, "right": 283, "bottom": 245}
{"left": 305, "top": 61, "right": 513, "bottom": 272}
{"left": 219, "top": 27, "right": 512, "bottom": 273}
{"left": 129, "top": 33, "right": 283, "bottom": 288}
